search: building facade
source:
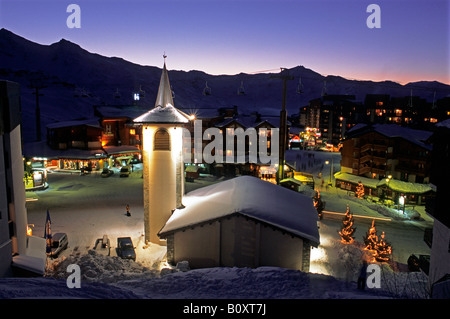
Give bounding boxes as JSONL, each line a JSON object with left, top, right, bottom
{"left": 341, "top": 123, "right": 432, "bottom": 183}
{"left": 159, "top": 176, "right": 320, "bottom": 272}
{"left": 426, "top": 119, "right": 450, "bottom": 298}
{"left": 0, "top": 80, "right": 46, "bottom": 277}
{"left": 300, "top": 95, "right": 360, "bottom": 147}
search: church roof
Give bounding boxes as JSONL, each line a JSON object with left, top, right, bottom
{"left": 159, "top": 176, "right": 320, "bottom": 245}
{"left": 134, "top": 61, "right": 190, "bottom": 124}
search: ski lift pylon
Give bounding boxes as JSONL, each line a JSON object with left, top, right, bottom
{"left": 237, "top": 80, "right": 245, "bottom": 95}
{"left": 296, "top": 77, "right": 304, "bottom": 94}
{"left": 114, "top": 88, "right": 121, "bottom": 99}
{"left": 203, "top": 81, "right": 211, "bottom": 96}
{"left": 139, "top": 85, "right": 146, "bottom": 99}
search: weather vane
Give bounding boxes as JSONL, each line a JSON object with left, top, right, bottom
{"left": 163, "top": 52, "right": 167, "bottom": 61}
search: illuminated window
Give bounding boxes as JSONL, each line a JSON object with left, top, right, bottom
{"left": 154, "top": 129, "right": 170, "bottom": 151}
{"left": 133, "top": 93, "right": 140, "bottom": 101}
{"left": 376, "top": 101, "right": 383, "bottom": 106}
{"left": 129, "top": 129, "right": 135, "bottom": 135}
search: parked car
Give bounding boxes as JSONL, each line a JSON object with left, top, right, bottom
{"left": 47, "top": 232, "right": 68, "bottom": 257}
{"left": 101, "top": 168, "right": 113, "bottom": 178}
{"left": 117, "top": 237, "right": 136, "bottom": 261}
{"left": 119, "top": 166, "right": 130, "bottom": 177}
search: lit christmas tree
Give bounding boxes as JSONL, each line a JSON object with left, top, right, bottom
{"left": 374, "top": 231, "right": 392, "bottom": 262}
{"left": 363, "top": 220, "right": 393, "bottom": 262}
{"left": 363, "top": 219, "right": 378, "bottom": 251}
{"left": 313, "top": 190, "right": 325, "bottom": 220}
{"left": 355, "top": 181, "right": 365, "bottom": 199}
{"left": 339, "top": 205, "right": 356, "bottom": 244}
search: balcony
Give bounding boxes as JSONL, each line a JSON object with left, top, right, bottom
{"left": 373, "top": 144, "right": 387, "bottom": 152}
{"left": 360, "top": 154, "right": 372, "bottom": 163}
{"left": 372, "top": 155, "right": 386, "bottom": 164}
{"left": 358, "top": 166, "right": 371, "bottom": 175}
{"left": 372, "top": 167, "right": 386, "bottom": 175}
{"left": 361, "top": 144, "right": 373, "bottom": 153}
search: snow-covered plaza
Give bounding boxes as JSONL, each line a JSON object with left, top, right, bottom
{"left": 2, "top": 149, "right": 430, "bottom": 299}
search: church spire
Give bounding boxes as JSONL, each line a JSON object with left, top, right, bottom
{"left": 155, "top": 54, "right": 174, "bottom": 108}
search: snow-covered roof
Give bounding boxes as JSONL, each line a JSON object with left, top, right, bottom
{"left": 133, "top": 61, "right": 190, "bottom": 124}
{"left": 103, "top": 145, "right": 140, "bottom": 155}
{"left": 133, "top": 104, "right": 190, "bottom": 124}
{"left": 377, "top": 178, "right": 435, "bottom": 194}
{"left": 46, "top": 118, "right": 101, "bottom": 129}
{"left": 347, "top": 124, "right": 433, "bottom": 150}
{"left": 214, "top": 115, "right": 286, "bottom": 129}
{"left": 23, "top": 141, "right": 106, "bottom": 159}
{"left": 159, "top": 176, "right": 320, "bottom": 245}
{"left": 334, "top": 172, "right": 381, "bottom": 189}
{"left": 436, "top": 119, "right": 450, "bottom": 129}
{"left": 335, "top": 171, "right": 435, "bottom": 194}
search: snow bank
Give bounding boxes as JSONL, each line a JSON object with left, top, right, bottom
{"left": 0, "top": 277, "right": 139, "bottom": 299}
{"left": 46, "top": 249, "right": 160, "bottom": 284}
{"left": 113, "top": 266, "right": 394, "bottom": 299}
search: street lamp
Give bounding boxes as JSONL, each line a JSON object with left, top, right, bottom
{"left": 325, "top": 157, "right": 333, "bottom": 185}
{"left": 385, "top": 175, "right": 392, "bottom": 203}
{"left": 399, "top": 194, "right": 406, "bottom": 214}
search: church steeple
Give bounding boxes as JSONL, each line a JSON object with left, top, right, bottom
{"left": 155, "top": 55, "right": 174, "bottom": 108}
{"left": 134, "top": 56, "right": 189, "bottom": 124}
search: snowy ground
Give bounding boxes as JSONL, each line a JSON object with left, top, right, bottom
{"left": 0, "top": 150, "right": 433, "bottom": 299}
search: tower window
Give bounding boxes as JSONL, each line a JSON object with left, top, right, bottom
{"left": 154, "top": 129, "right": 170, "bottom": 151}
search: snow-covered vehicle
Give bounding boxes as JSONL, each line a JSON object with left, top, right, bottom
{"left": 117, "top": 237, "right": 136, "bottom": 261}
{"left": 47, "top": 233, "right": 68, "bottom": 257}
{"left": 93, "top": 234, "right": 111, "bottom": 256}
{"left": 119, "top": 166, "right": 130, "bottom": 177}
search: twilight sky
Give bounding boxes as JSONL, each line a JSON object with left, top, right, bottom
{"left": 0, "top": 0, "right": 448, "bottom": 84}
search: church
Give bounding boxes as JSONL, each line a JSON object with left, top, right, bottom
{"left": 134, "top": 57, "right": 320, "bottom": 271}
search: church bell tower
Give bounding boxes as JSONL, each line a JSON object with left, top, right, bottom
{"left": 134, "top": 56, "right": 189, "bottom": 245}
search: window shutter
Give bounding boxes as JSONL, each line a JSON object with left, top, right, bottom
{"left": 154, "top": 129, "right": 170, "bottom": 151}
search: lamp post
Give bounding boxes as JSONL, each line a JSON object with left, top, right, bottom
{"left": 385, "top": 175, "right": 392, "bottom": 204}
{"left": 399, "top": 194, "right": 405, "bottom": 214}
{"left": 325, "top": 157, "right": 333, "bottom": 185}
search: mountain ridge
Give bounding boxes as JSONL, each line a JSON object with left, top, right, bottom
{"left": 0, "top": 28, "right": 448, "bottom": 143}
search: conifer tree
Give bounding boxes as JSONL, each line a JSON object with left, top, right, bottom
{"left": 363, "top": 219, "right": 378, "bottom": 251}
{"left": 339, "top": 205, "right": 356, "bottom": 244}
{"left": 374, "top": 231, "right": 392, "bottom": 262}
{"left": 355, "top": 181, "right": 365, "bottom": 199}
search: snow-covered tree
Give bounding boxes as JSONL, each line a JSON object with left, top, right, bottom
{"left": 355, "top": 181, "right": 364, "bottom": 199}
{"left": 363, "top": 220, "right": 393, "bottom": 262}
{"left": 339, "top": 205, "right": 356, "bottom": 244}
{"left": 363, "top": 219, "right": 378, "bottom": 251}
{"left": 374, "top": 231, "right": 392, "bottom": 262}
